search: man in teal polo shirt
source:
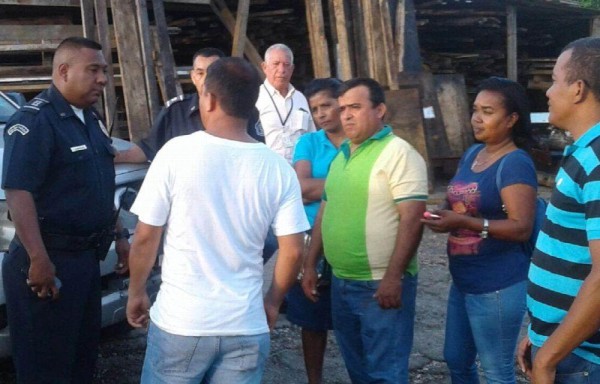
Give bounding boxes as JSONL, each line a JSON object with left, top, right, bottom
{"left": 302, "top": 78, "right": 428, "bottom": 383}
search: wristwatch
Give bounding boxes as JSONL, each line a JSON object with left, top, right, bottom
{"left": 480, "top": 218, "right": 489, "bottom": 239}
{"left": 114, "top": 228, "right": 130, "bottom": 241}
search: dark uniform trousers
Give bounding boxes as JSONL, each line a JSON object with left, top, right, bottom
{"left": 3, "top": 241, "right": 101, "bottom": 384}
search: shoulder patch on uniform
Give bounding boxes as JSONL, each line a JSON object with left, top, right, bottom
{"left": 165, "top": 94, "right": 185, "bottom": 108}
{"left": 21, "top": 97, "right": 49, "bottom": 114}
{"left": 7, "top": 124, "right": 30, "bottom": 136}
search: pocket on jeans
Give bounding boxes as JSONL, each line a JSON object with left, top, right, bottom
{"left": 147, "top": 324, "right": 196, "bottom": 374}
{"left": 555, "top": 371, "right": 590, "bottom": 384}
{"left": 229, "top": 335, "right": 269, "bottom": 371}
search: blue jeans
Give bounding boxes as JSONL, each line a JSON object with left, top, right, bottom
{"left": 444, "top": 280, "right": 527, "bottom": 384}
{"left": 262, "top": 228, "right": 278, "bottom": 264}
{"left": 532, "top": 346, "right": 600, "bottom": 383}
{"left": 331, "top": 274, "right": 417, "bottom": 384}
{"left": 141, "top": 322, "right": 270, "bottom": 384}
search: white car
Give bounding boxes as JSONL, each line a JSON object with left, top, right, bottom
{"left": 0, "top": 91, "right": 161, "bottom": 357}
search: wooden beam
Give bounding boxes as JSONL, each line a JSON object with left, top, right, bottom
{"left": 305, "top": 0, "right": 331, "bottom": 78}
{"left": 0, "top": 0, "right": 210, "bottom": 5}
{"left": 210, "top": 0, "right": 264, "bottom": 76}
{"left": 380, "top": 0, "right": 398, "bottom": 89}
{"left": 331, "top": 0, "right": 352, "bottom": 80}
{"left": 135, "top": 0, "right": 160, "bottom": 122}
{"left": 506, "top": 4, "right": 518, "bottom": 81}
{"left": 152, "top": 0, "right": 182, "bottom": 101}
{"left": 80, "top": 0, "right": 96, "bottom": 40}
{"left": 231, "top": 0, "right": 250, "bottom": 57}
{"left": 112, "top": 0, "right": 152, "bottom": 142}
{"left": 591, "top": 16, "right": 600, "bottom": 37}
{"left": 395, "top": 0, "right": 406, "bottom": 73}
{"left": 95, "top": 0, "right": 117, "bottom": 130}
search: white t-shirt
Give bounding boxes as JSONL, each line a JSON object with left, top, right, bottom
{"left": 131, "top": 131, "right": 309, "bottom": 336}
{"left": 255, "top": 80, "right": 316, "bottom": 163}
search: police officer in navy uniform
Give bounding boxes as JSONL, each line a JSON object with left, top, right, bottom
{"left": 1, "top": 37, "right": 128, "bottom": 383}
{"left": 114, "top": 47, "right": 262, "bottom": 163}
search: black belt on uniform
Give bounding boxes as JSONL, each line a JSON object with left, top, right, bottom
{"left": 14, "top": 229, "right": 111, "bottom": 253}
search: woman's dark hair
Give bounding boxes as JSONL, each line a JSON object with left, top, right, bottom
{"left": 477, "top": 77, "right": 532, "bottom": 149}
{"left": 304, "top": 78, "right": 343, "bottom": 100}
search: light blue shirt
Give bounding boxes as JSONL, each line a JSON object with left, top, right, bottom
{"left": 292, "top": 129, "right": 340, "bottom": 226}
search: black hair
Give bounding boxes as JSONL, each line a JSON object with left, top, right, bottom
{"left": 204, "top": 57, "right": 261, "bottom": 119}
{"left": 56, "top": 36, "right": 102, "bottom": 53}
{"left": 192, "top": 47, "right": 226, "bottom": 63}
{"left": 562, "top": 37, "right": 600, "bottom": 102}
{"left": 337, "top": 78, "right": 385, "bottom": 107}
{"left": 304, "top": 78, "right": 343, "bottom": 100}
{"left": 477, "top": 76, "right": 532, "bottom": 148}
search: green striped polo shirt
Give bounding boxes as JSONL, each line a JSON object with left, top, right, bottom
{"left": 322, "top": 126, "right": 428, "bottom": 280}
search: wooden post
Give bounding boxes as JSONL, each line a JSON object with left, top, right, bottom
{"left": 80, "top": 0, "right": 96, "bottom": 40}
{"left": 305, "top": 0, "right": 331, "bottom": 78}
{"left": 591, "top": 16, "right": 600, "bottom": 37}
{"left": 380, "top": 0, "right": 398, "bottom": 89}
{"left": 135, "top": 0, "right": 160, "bottom": 122}
{"left": 94, "top": 0, "right": 117, "bottom": 132}
{"left": 331, "top": 0, "right": 352, "bottom": 80}
{"left": 395, "top": 0, "right": 406, "bottom": 73}
{"left": 506, "top": 4, "right": 517, "bottom": 81}
{"left": 152, "top": 0, "right": 182, "bottom": 101}
{"left": 210, "top": 0, "right": 264, "bottom": 76}
{"left": 112, "top": 0, "right": 152, "bottom": 142}
{"left": 231, "top": 0, "right": 250, "bottom": 57}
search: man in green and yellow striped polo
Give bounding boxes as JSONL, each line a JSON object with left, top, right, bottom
{"left": 302, "top": 78, "right": 428, "bottom": 384}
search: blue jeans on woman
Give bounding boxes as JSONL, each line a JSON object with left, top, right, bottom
{"left": 444, "top": 280, "right": 527, "bottom": 384}
{"left": 531, "top": 345, "right": 600, "bottom": 383}
{"left": 331, "top": 274, "right": 417, "bottom": 384}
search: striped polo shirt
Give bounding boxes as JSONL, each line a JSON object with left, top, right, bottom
{"left": 528, "top": 122, "right": 600, "bottom": 364}
{"left": 321, "top": 126, "right": 428, "bottom": 281}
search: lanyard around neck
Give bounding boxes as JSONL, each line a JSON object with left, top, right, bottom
{"left": 264, "top": 84, "right": 294, "bottom": 127}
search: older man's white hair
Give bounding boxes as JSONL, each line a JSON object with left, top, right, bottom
{"left": 264, "top": 43, "right": 294, "bottom": 64}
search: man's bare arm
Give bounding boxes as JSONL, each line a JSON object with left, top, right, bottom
{"left": 114, "top": 143, "right": 148, "bottom": 164}
{"left": 126, "top": 221, "right": 163, "bottom": 328}
{"left": 532, "top": 239, "right": 600, "bottom": 383}
{"left": 5, "top": 189, "right": 59, "bottom": 299}
{"left": 264, "top": 232, "right": 304, "bottom": 330}
{"left": 375, "top": 200, "right": 425, "bottom": 309}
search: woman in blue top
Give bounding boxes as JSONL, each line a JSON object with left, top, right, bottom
{"left": 422, "top": 77, "right": 537, "bottom": 384}
{"left": 287, "top": 78, "right": 346, "bottom": 384}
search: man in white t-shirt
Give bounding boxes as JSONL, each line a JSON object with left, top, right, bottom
{"left": 126, "top": 57, "right": 309, "bottom": 384}
{"left": 256, "top": 43, "right": 316, "bottom": 164}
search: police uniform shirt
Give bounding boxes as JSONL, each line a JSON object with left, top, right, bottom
{"left": 1, "top": 85, "right": 115, "bottom": 236}
{"left": 138, "top": 93, "right": 263, "bottom": 161}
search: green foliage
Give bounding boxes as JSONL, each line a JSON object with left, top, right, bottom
{"left": 579, "top": 0, "right": 600, "bottom": 9}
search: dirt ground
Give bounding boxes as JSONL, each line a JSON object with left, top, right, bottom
{"left": 0, "top": 220, "right": 532, "bottom": 383}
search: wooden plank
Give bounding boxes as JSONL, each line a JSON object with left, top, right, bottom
{"left": 379, "top": 0, "right": 398, "bottom": 89}
{"left": 351, "top": 0, "right": 368, "bottom": 78}
{"left": 419, "top": 72, "right": 453, "bottom": 159}
{"left": 0, "top": 43, "right": 58, "bottom": 52}
{"left": 384, "top": 87, "right": 434, "bottom": 190}
{"left": 135, "top": 0, "right": 160, "bottom": 122}
{"left": 94, "top": 0, "right": 117, "bottom": 131}
{"left": 305, "top": 0, "right": 331, "bottom": 78}
{"left": 210, "top": 0, "right": 264, "bottom": 76}
{"left": 112, "top": 0, "right": 151, "bottom": 142}
{"left": 0, "top": 0, "right": 210, "bottom": 5}
{"left": 506, "top": 4, "right": 518, "bottom": 81}
{"left": 360, "top": 0, "right": 377, "bottom": 79}
{"left": 0, "top": 25, "right": 82, "bottom": 42}
{"left": 231, "top": 0, "right": 250, "bottom": 58}
{"left": 395, "top": 0, "right": 406, "bottom": 73}
{"left": 591, "top": 15, "right": 600, "bottom": 37}
{"left": 434, "top": 74, "right": 472, "bottom": 156}
{"left": 152, "top": 0, "right": 181, "bottom": 101}
{"left": 331, "top": 0, "right": 352, "bottom": 80}
{"left": 80, "top": 0, "right": 96, "bottom": 40}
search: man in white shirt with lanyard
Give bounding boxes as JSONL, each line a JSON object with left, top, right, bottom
{"left": 256, "top": 43, "right": 316, "bottom": 164}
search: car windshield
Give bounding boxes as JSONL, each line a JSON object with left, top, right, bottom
{"left": 0, "top": 93, "right": 18, "bottom": 125}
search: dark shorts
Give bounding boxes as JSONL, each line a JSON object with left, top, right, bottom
{"left": 286, "top": 282, "right": 333, "bottom": 332}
